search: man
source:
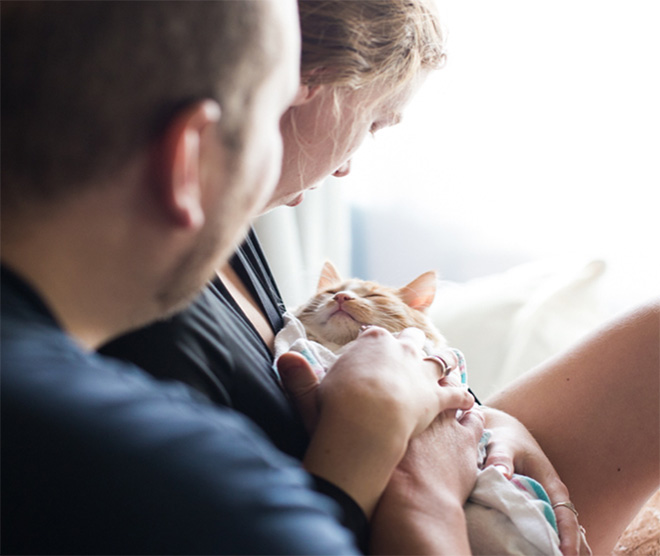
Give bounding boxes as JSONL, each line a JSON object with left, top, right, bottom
{"left": 2, "top": 2, "right": 478, "bottom": 554}
{"left": 0, "top": 2, "right": 354, "bottom": 553}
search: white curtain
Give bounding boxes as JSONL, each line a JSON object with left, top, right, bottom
{"left": 253, "top": 176, "right": 351, "bottom": 309}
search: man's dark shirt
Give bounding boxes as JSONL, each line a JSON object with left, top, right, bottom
{"left": 1, "top": 265, "right": 359, "bottom": 555}
{"left": 101, "top": 230, "right": 369, "bottom": 545}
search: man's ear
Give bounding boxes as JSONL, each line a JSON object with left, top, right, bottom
{"left": 156, "top": 100, "right": 221, "bottom": 229}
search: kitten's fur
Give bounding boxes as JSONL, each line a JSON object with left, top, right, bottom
{"left": 295, "top": 261, "right": 446, "bottom": 353}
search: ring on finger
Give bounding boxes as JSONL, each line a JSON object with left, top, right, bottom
{"left": 423, "top": 354, "right": 453, "bottom": 377}
{"left": 552, "top": 501, "right": 579, "bottom": 518}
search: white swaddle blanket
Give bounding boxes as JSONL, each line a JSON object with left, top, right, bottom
{"left": 274, "top": 311, "right": 565, "bottom": 555}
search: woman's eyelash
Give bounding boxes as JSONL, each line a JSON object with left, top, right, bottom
{"left": 369, "top": 123, "right": 382, "bottom": 135}
{"left": 370, "top": 114, "right": 401, "bottom": 135}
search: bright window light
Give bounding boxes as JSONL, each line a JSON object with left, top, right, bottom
{"left": 345, "top": 0, "right": 659, "bottom": 309}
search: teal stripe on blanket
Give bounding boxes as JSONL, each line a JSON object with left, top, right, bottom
{"left": 512, "top": 475, "right": 558, "bottom": 532}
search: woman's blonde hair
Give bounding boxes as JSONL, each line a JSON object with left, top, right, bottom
{"left": 298, "top": 0, "right": 446, "bottom": 94}
{"left": 287, "top": 0, "right": 446, "bottom": 176}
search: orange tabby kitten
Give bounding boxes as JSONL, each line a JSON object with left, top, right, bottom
{"left": 295, "top": 261, "right": 446, "bottom": 353}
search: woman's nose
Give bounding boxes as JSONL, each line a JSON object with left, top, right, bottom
{"left": 332, "top": 159, "right": 351, "bottom": 178}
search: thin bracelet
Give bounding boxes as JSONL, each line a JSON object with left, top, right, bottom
{"left": 468, "top": 387, "right": 482, "bottom": 405}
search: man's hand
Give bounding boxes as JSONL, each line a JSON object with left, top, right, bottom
{"left": 279, "top": 326, "right": 475, "bottom": 438}
{"left": 370, "top": 409, "right": 485, "bottom": 555}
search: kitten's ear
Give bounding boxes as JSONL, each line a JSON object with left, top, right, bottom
{"left": 317, "top": 261, "right": 342, "bottom": 292}
{"left": 399, "top": 271, "right": 437, "bottom": 311}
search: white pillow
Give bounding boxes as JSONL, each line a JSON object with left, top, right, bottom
{"left": 430, "top": 259, "right": 609, "bottom": 399}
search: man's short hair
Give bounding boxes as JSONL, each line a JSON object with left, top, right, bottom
{"left": 1, "top": 1, "right": 274, "bottom": 209}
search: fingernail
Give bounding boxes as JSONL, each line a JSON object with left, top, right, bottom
{"left": 494, "top": 465, "right": 510, "bottom": 476}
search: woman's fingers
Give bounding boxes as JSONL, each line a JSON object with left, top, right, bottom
{"left": 437, "top": 385, "right": 476, "bottom": 413}
{"left": 516, "top": 446, "right": 583, "bottom": 556}
{"left": 520, "top": 458, "right": 584, "bottom": 556}
{"left": 550, "top": 494, "right": 585, "bottom": 556}
{"left": 483, "top": 444, "right": 515, "bottom": 480}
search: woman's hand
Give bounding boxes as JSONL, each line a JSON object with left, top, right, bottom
{"left": 278, "top": 326, "right": 476, "bottom": 517}
{"left": 481, "top": 407, "right": 591, "bottom": 556}
{"left": 370, "top": 408, "right": 485, "bottom": 555}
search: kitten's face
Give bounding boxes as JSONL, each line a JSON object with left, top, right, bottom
{"left": 295, "top": 262, "right": 444, "bottom": 350}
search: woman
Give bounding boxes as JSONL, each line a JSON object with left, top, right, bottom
{"left": 103, "top": 1, "right": 659, "bottom": 554}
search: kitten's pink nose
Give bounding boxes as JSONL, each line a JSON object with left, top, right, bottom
{"left": 333, "top": 291, "right": 354, "bottom": 304}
